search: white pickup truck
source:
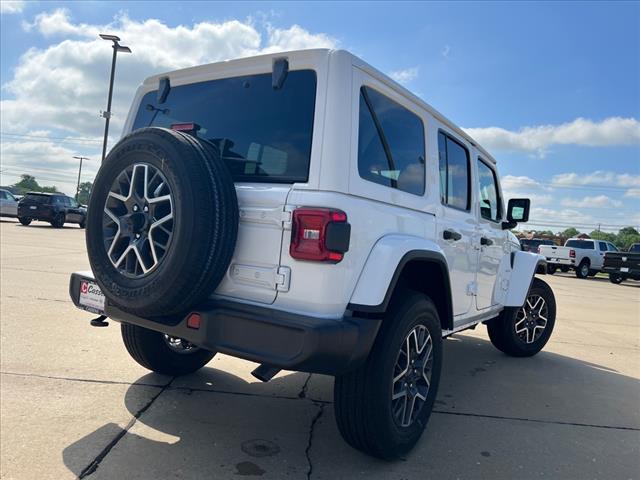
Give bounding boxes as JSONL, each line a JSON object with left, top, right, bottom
{"left": 539, "top": 238, "right": 619, "bottom": 278}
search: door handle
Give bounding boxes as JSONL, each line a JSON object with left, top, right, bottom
{"left": 480, "top": 237, "right": 493, "bottom": 246}
{"left": 443, "top": 229, "right": 462, "bottom": 241}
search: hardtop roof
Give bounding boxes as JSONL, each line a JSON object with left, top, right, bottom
{"left": 140, "top": 48, "right": 497, "bottom": 164}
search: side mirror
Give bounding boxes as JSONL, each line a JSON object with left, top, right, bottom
{"left": 502, "top": 198, "right": 530, "bottom": 230}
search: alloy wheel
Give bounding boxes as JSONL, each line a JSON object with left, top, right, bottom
{"left": 392, "top": 325, "right": 433, "bottom": 427}
{"left": 514, "top": 294, "right": 548, "bottom": 344}
{"left": 102, "top": 163, "right": 174, "bottom": 278}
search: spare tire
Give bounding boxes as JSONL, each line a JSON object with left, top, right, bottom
{"left": 86, "top": 127, "right": 238, "bottom": 317}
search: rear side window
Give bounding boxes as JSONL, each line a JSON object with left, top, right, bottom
{"left": 566, "top": 240, "right": 594, "bottom": 249}
{"left": 357, "top": 86, "right": 425, "bottom": 195}
{"left": 132, "top": 70, "right": 317, "bottom": 183}
{"left": 599, "top": 241, "right": 608, "bottom": 251}
{"left": 24, "top": 194, "right": 51, "bottom": 204}
{"left": 438, "top": 132, "right": 470, "bottom": 210}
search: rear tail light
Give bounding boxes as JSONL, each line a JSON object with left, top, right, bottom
{"left": 290, "top": 208, "right": 350, "bottom": 263}
{"left": 569, "top": 249, "right": 576, "bottom": 258}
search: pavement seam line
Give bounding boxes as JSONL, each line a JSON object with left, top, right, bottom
{"left": 0, "top": 371, "right": 169, "bottom": 388}
{"left": 77, "top": 377, "right": 175, "bottom": 479}
{"left": 305, "top": 401, "right": 325, "bottom": 480}
{"left": 431, "top": 409, "right": 640, "bottom": 431}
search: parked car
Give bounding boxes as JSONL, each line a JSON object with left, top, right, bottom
{"left": 520, "top": 238, "right": 555, "bottom": 254}
{"left": 17, "top": 192, "right": 87, "bottom": 228}
{"left": 68, "top": 49, "right": 556, "bottom": 459}
{"left": 603, "top": 245, "right": 640, "bottom": 284}
{"left": 539, "top": 238, "right": 618, "bottom": 278}
{"left": 0, "top": 189, "right": 19, "bottom": 218}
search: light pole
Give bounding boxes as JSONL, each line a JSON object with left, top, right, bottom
{"left": 73, "top": 156, "right": 89, "bottom": 201}
{"left": 99, "top": 34, "right": 131, "bottom": 163}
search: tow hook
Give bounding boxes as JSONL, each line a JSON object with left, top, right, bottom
{"left": 90, "top": 315, "right": 109, "bottom": 327}
{"left": 251, "top": 364, "right": 281, "bottom": 382}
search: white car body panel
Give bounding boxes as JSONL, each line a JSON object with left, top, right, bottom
{"left": 504, "top": 251, "right": 544, "bottom": 307}
{"left": 117, "top": 48, "right": 542, "bottom": 331}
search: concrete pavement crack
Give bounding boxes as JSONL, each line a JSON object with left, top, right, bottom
{"left": 77, "top": 377, "right": 175, "bottom": 479}
{"left": 305, "top": 402, "right": 325, "bottom": 480}
{"left": 298, "top": 373, "right": 313, "bottom": 398}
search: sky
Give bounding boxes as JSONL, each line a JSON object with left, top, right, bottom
{"left": 1, "top": 0, "right": 639, "bottom": 232}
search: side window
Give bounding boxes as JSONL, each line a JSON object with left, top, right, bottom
{"left": 0, "top": 191, "right": 6, "bottom": 200}
{"left": 68, "top": 198, "right": 78, "bottom": 207}
{"left": 476, "top": 158, "right": 501, "bottom": 222}
{"left": 598, "top": 241, "right": 608, "bottom": 251}
{"left": 357, "top": 86, "right": 425, "bottom": 195}
{"left": 438, "top": 131, "right": 470, "bottom": 210}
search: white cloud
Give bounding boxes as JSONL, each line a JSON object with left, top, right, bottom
{"left": 624, "top": 188, "right": 640, "bottom": 199}
{"left": 551, "top": 171, "right": 640, "bottom": 188}
{"left": 1, "top": 10, "right": 338, "bottom": 183}
{"left": 561, "top": 195, "right": 622, "bottom": 208}
{"left": 500, "top": 175, "right": 552, "bottom": 206}
{"left": 389, "top": 67, "right": 419, "bottom": 85}
{"left": 464, "top": 117, "right": 640, "bottom": 156}
{"left": 441, "top": 45, "right": 451, "bottom": 58}
{"left": 1, "top": 1, "right": 24, "bottom": 14}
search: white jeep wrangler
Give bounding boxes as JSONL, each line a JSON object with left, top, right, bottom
{"left": 70, "top": 49, "right": 556, "bottom": 459}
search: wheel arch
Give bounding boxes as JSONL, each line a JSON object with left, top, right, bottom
{"left": 348, "top": 235, "right": 454, "bottom": 331}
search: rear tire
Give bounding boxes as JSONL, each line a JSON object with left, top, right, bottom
{"left": 487, "top": 278, "right": 556, "bottom": 357}
{"left": 546, "top": 264, "right": 556, "bottom": 274}
{"left": 121, "top": 323, "right": 216, "bottom": 376}
{"left": 18, "top": 217, "right": 31, "bottom": 226}
{"left": 609, "top": 273, "right": 624, "bottom": 284}
{"left": 575, "top": 260, "right": 590, "bottom": 279}
{"left": 334, "top": 292, "right": 442, "bottom": 459}
{"left": 51, "top": 213, "right": 65, "bottom": 228}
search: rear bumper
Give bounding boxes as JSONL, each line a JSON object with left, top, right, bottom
{"left": 17, "top": 205, "right": 55, "bottom": 220}
{"left": 69, "top": 272, "right": 380, "bottom": 376}
{"left": 545, "top": 257, "right": 574, "bottom": 266}
{"left": 602, "top": 266, "right": 640, "bottom": 278}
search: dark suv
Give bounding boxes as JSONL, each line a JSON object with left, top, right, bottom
{"left": 18, "top": 192, "right": 87, "bottom": 228}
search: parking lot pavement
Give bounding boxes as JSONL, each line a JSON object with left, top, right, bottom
{"left": 1, "top": 218, "right": 639, "bottom": 479}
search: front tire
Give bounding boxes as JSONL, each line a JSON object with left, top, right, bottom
{"left": 487, "top": 277, "right": 556, "bottom": 357}
{"left": 575, "top": 260, "right": 590, "bottom": 279}
{"left": 18, "top": 217, "right": 31, "bottom": 226}
{"left": 121, "top": 323, "right": 216, "bottom": 376}
{"left": 334, "top": 292, "right": 442, "bottom": 459}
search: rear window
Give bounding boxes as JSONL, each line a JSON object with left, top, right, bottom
{"left": 132, "top": 70, "right": 317, "bottom": 183}
{"left": 24, "top": 194, "right": 51, "bottom": 204}
{"left": 566, "top": 240, "right": 594, "bottom": 249}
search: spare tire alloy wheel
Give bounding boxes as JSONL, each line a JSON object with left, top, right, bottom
{"left": 515, "top": 293, "right": 548, "bottom": 344}
{"left": 103, "top": 163, "right": 173, "bottom": 277}
{"left": 392, "top": 325, "right": 433, "bottom": 427}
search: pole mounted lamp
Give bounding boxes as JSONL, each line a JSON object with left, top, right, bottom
{"left": 99, "top": 34, "right": 131, "bottom": 163}
{"left": 73, "top": 156, "right": 89, "bottom": 201}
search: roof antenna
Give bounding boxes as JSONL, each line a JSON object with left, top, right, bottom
{"left": 158, "top": 76, "right": 171, "bottom": 104}
{"left": 272, "top": 58, "right": 289, "bottom": 90}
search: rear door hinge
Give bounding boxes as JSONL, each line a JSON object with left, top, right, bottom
{"left": 282, "top": 206, "right": 294, "bottom": 229}
{"left": 276, "top": 266, "right": 291, "bottom": 292}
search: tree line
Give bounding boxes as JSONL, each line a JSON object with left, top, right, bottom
{"left": 533, "top": 226, "right": 640, "bottom": 251}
